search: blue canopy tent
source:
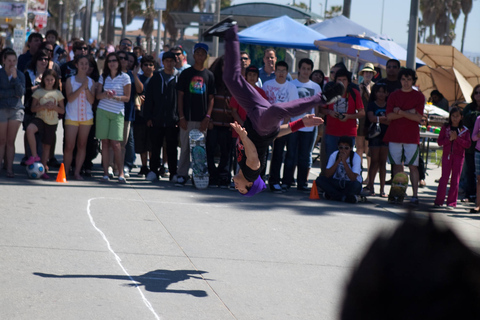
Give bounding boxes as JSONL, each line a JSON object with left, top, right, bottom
{"left": 309, "top": 15, "right": 425, "bottom": 68}
{"left": 238, "top": 15, "right": 326, "bottom": 50}
{"left": 309, "top": 15, "right": 378, "bottom": 39}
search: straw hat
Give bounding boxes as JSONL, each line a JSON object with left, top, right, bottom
{"left": 359, "top": 63, "right": 377, "bottom": 76}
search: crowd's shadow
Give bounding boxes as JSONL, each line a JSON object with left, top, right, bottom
{"left": 33, "top": 269, "right": 210, "bottom": 297}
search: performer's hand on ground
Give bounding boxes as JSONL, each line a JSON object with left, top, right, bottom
{"left": 302, "top": 114, "right": 324, "bottom": 127}
{"left": 230, "top": 121, "right": 248, "bottom": 139}
{"left": 179, "top": 118, "right": 187, "bottom": 130}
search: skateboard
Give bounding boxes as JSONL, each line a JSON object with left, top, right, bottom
{"left": 189, "top": 129, "right": 209, "bottom": 189}
{"left": 388, "top": 172, "right": 409, "bottom": 204}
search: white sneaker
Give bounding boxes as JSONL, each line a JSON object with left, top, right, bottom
{"left": 146, "top": 171, "right": 158, "bottom": 181}
{"left": 123, "top": 166, "right": 130, "bottom": 178}
{"left": 108, "top": 166, "right": 114, "bottom": 178}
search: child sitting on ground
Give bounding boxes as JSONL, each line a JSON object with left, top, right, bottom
{"left": 25, "top": 69, "right": 65, "bottom": 179}
{"left": 316, "top": 136, "right": 362, "bottom": 203}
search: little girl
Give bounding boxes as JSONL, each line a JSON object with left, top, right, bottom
{"left": 25, "top": 70, "right": 65, "bottom": 179}
{"left": 63, "top": 55, "right": 95, "bottom": 180}
{"left": 434, "top": 107, "right": 471, "bottom": 209}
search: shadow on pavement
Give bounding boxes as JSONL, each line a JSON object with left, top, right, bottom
{"left": 33, "top": 269, "right": 210, "bottom": 297}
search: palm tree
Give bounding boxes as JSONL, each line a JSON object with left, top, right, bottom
{"left": 142, "top": 0, "right": 156, "bottom": 53}
{"left": 460, "top": 0, "right": 472, "bottom": 52}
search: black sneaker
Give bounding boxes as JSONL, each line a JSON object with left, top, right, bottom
{"left": 47, "top": 157, "right": 62, "bottom": 168}
{"left": 202, "top": 16, "right": 237, "bottom": 37}
{"left": 138, "top": 165, "right": 149, "bottom": 177}
{"left": 297, "top": 186, "right": 311, "bottom": 193}
{"left": 270, "top": 183, "right": 283, "bottom": 194}
{"left": 322, "top": 82, "right": 344, "bottom": 104}
{"left": 175, "top": 176, "right": 187, "bottom": 187}
{"left": 345, "top": 195, "right": 359, "bottom": 204}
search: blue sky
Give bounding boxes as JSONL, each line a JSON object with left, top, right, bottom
{"left": 232, "top": 0, "right": 480, "bottom": 56}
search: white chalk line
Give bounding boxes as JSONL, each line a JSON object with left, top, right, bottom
{"left": 87, "top": 197, "right": 161, "bottom": 320}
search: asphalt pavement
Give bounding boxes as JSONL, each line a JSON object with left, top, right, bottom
{"left": 1, "top": 127, "right": 480, "bottom": 320}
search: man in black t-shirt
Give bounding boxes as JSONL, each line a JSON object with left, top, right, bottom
{"left": 175, "top": 43, "right": 216, "bottom": 186}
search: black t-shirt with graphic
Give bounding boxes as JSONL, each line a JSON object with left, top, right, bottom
{"left": 176, "top": 67, "right": 216, "bottom": 121}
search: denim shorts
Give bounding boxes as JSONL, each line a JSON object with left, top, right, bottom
{"left": 0, "top": 108, "right": 24, "bottom": 123}
{"left": 475, "top": 151, "right": 480, "bottom": 176}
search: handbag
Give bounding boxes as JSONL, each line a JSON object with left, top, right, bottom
{"left": 368, "top": 117, "right": 381, "bottom": 139}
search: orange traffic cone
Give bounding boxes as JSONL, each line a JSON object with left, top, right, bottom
{"left": 309, "top": 180, "right": 320, "bottom": 200}
{"left": 56, "top": 163, "right": 68, "bottom": 183}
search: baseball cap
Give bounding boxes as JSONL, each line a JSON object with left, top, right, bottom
{"left": 245, "top": 65, "right": 259, "bottom": 75}
{"left": 242, "top": 175, "right": 266, "bottom": 197}
{"left": 193, "top": 43, "right": 209, "bottom": 54}
{"left": 162, "top": 51, "right": 176, "bottom": 61}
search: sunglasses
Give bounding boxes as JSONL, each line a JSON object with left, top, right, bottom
{"left": 173, "top": 52, "right": 182, "bottom": 56}
{"left": 143, "top": 63, "right": 154, "bottom": 67}
{"left": 338, "top": 146, "right": 351, "bottom": 150}
{"left": 75, "top": 47, "right": 88, "bottom": 51}
{"left": 107, "top": 59, "right": 118, "bottom": 63}
{"left": 121, "top": 43, "right": 132, "bottom": 47}
{"left": 241, "top": 57, "right": 249, "bottom": 61}
{"left": 118, "top": 56, "right": 128, "bottom": 61}
{"left": 475, "top": 92, "right": 480, "bottom": 95}
{"left": 38, "top": 57, "right": 49, "bottom": 62}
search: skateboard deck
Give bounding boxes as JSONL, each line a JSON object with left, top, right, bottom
{"left": 189, "top": 129, "right": 209, "bottom": 189}
{"left": 388, "top": 172, "right": 409, "bottom": 204}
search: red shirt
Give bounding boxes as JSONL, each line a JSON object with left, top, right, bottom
{"left": 383, "top": 89, "right": 425, "bottom": 144}
{"left": 230, "top": 86, "right": 267, "bottom": 138}
{"left": 325, "top": 88, "right": 363, "bottom": 137}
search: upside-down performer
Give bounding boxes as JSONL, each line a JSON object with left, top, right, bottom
{"left": 204, "top": 19, "right": 344, "bottom": 196}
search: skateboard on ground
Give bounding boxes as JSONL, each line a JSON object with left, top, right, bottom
{"left": 189, "top": 129, "right": 209, "bottom": 189}
{"left": 388, "top": 172, "right": 409, "bottom": 204}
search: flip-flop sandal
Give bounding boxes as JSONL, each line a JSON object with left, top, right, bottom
{"left": 380, "top": 192, "right": 387, "bottom": 198}
{"left": 101, "top": 175, "right": 110, "bottom": 182}
{"left": 118, "top": 176, "right": 127, "bottom": 184}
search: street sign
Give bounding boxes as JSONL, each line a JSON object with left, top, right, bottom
{"left": 154, "top": 0, "right": 166, "bottom": 10}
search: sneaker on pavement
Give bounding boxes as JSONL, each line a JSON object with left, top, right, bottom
{"left": 322, "top": 82, "right": 344, "bottom": 104}
{"left": 146, "top": 171, "right": 158, "bottom": 181}
{"left": 410, "top": 196, "right": 419, "bottom": 205}
{"left": 138, "top": 166, "right": 149, "bottom": 177}
{"left": 175, "top": 176, "right": 187, "bottom": 187}
{"left": 202, "top": 16, "right": 237, "bottom": 37}
{"left": 123, "top": 166, "right": 130, "bottom": 178}
{"left": 108, "top": 166, "right": 114, "bottom": 178}
{"left": 270, "top": 183, "right": 283, "bottom": 194}
{"left": 345, "top": 195, "right": 359, "bottom": 204}
{"left": 297, "top": 186, "right": 311, "bottom": 193}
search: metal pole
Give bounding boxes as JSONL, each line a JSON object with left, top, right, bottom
{"left": 406, "top": 0, "right": 419, "bottom": 69}
{"left": 121, "top": 0, "right": 128, "bottom": 40}
{"left": 343, "top": 0, "right": 351, "bottom": 18}
{"left": 380, "top": 0, "right": 385, "bottom": 34}
{"left": 155, "top": 10, "right": 162, "bottom": 59}
{"left": 212, "top": 0, "right": 221, "bottom": 58}
{"left": 84, "top": 0, "right": 91, "bottom": 41}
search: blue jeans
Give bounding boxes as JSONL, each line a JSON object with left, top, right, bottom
{"left": 283, "top": 128, "right": 317, "bottom": 188}
{"left": 316, "top": 175, "right": 362, "bottom": 201}
{"left": 124, "top": 125, "right": 136, "bottom": 169}
{"left": 268, "top": 135, "right": 288, "bottom": 185}
{"left": 324, "top": 134, "right": 355, "bottom": 162}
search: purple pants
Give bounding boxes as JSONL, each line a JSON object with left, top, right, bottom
{"left": 434, "top": 153, "right": 464, "bottom": 207}
{"left": 223, "top": 26, "right": 324, "bottom": 136}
